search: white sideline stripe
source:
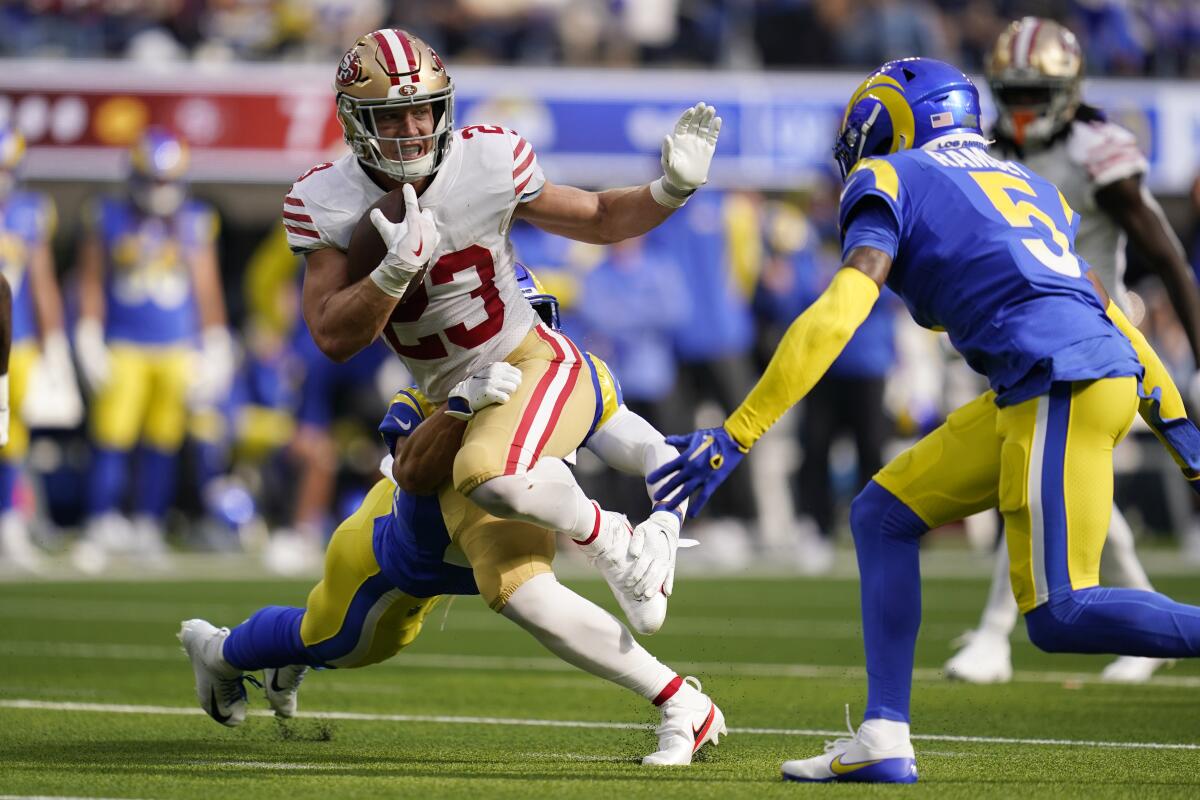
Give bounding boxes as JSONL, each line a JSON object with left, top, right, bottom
{"left": 0, "top": 796, "right": 154, "bottom": 800}
{"left": 1, "top": 699, "right": 1197, "bottom": 752}
{"left": 3, "top": 638, "right": 1200, "bottom": 688}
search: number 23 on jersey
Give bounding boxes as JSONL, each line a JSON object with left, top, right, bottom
{"left": 382, "top": 244, "right": 505, "bottom": 360}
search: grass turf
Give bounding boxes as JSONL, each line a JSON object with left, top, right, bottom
{"left": 0, "top": 572, "right": 1197, "bottom": 798}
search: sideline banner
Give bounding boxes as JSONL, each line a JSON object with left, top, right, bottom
{"left": 0, "top": 60, "right": 1194, "bottom": 192}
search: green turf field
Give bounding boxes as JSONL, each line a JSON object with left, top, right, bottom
{"left": 0, "top": 569, "right": 1198, "bottom": 799}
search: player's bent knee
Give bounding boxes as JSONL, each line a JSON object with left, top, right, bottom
{"left": 850, "top": 481, "right": 928, "bottom": 545}
{"left": 1024, "top": 603, "right": 1074, "bottom": 653}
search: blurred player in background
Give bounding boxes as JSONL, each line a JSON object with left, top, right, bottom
{"left": 181, "top": 272, "right": 725, "bottom": 766}
{"left": 72, "top": 126, "right": 234, "bottom": 573}
{"left": 289, "top": 28, "right": 720, "bottom": 613}
{"left": 653, "top": 57, "right": 1200, "bottom": 783}
{"left": 944, "top": 17, "right": 1200, "bottom": 686}
{"left": 0, "top": 126, "right": 82, "bottom": 571}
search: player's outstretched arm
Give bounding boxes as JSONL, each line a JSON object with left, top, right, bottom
{"left": 0, "top": 273, "right": 10, "bottom": 447}
{"left": 650, "top": 248, "right": 889, "bottom": 517}
{"left": 1096, "top": 176, "right": 1200, "bottom": 370}
{"left": 514, "top": 103, "right": 721, "bottom": 244}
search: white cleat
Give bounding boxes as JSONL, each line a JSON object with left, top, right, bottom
{"left": 781, "top": 711, "right": 917, "bottom": 784}
{"left": 643, "top": 676, "right": 725, "bottom": 766}
{"left": 130, "top": 515, "right": 172, "bottom": 570}
{"left": 943, "top": 629, "right": 1012, "bottom": 684}
{"left": 178, "top": 619, "right": 249, "bottom": 727}
{"left": 262, "top": 528, "right": 324, "bottom": 577}
{"left": 576, "top": 509, "right": 666, "bottom": 635}
{"left": 1100, "top": 655, "right": 1170, "bottom": 684}
{"left": 0, "top": 511, "right": 45, "bottom": 573}
{"left": 264, "top": 664, "right": 309, "bottom": 718}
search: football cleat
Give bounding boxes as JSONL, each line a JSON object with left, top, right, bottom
{"left": 943, "top": 628, "right": 1012, "bottom": 684}
{"left": 1099, "top": 655, "right": 1170, "bottom": 684}
{"left": 0, "top": 511, "right": 45, "bottom": 574}
{"left": 577, "top": 508, "right": 667, "bottom": 635}
{"left": 264, "top": 664, "right": 309, "bottom": 719}
{"left": 643, "top": 676, "right": 726, "bottom": 766}
{"left": 781, "top": 711, "right": 917, "bottom": 784}
{"left": 178, "top": 619, "right": 250, "bottom": 727}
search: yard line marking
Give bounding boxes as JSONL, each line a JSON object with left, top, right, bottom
{"left": 3, "top": 639, "right": 1199, "bottom": 688}
{"left": 0, "top": 796, "right": 155, "bottom": 800}
{"left": 1, "top": 699, "right": 1197, "bottom": 752}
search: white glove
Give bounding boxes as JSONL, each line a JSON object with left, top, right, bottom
{"left": 626, "top": 509, "right": 681, "bottom": 600}
{"left": 651, "top": 102, "right": 722, "bottom": 209}
{"left": 22, "top": 330, "right": 84, "bottom": 428}
{"left": 446, "top": 362, "right": 522, "bottom": 421}
{"left": 0, "top": 373, "right": 9, "bottom": 447}
{"left": 369, "top": 183, "right": 440, "bottom": 298}
{"left": 190, "top": 327, "right": 236, "bottom": 407}
{"left": 74, "top": 318, "right": 110, "bottom": 394}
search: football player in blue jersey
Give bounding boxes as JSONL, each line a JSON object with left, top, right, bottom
{"left": 71, "top": 126, "right": 234, "bottom": 572}
{"left": 180, "top": 269, "right": 725, "bottom": 766}
{"left": 651, "top": 58, "right": 1200, "bottom": 783}
{"left": 0, "top": 126, "right": 81, "bottom": 572}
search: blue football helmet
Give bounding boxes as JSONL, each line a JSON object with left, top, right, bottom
{"left": 515, "top": 262, "right": 560, "bottom": 330}
{"left": 129, "top": 125, "right": 190, "bottom": 216}
{"left": 834, "top": 57, "right": 983, "bottom": 180}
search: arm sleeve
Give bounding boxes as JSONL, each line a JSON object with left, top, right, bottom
{"left": 378, "top": 388, "right": 434, "bottom": 455}
{"left": 725, "top": 267, "right": 880, "bottom": 448}
{"left": 1106, "top": 300, "right": 1200, "bottom": 476}
{"left": 586, "top": 404, "right": 690, "bottom": 518}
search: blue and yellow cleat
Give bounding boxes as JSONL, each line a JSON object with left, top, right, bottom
{"left": 781, "top": 713, "right": 918, "bottom": 784}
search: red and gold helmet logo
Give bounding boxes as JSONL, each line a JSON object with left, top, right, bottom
{"left": 399, "top": 83, "right": 418, "bottom": 97}
{"left": 336, "top": 49, "right": 362, "bottom": 86}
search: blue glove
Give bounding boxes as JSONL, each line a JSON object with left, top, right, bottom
{"left": 648, "top": 426, "right": 747, "bottom": 519}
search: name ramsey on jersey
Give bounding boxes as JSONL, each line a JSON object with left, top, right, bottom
{"left": 995, "top": 113, "right": 1147, "bottom": 312}
{"left": 283, "top": 125, "right": 545, "bottom": 402}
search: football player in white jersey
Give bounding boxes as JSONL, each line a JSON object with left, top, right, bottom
{"left": 944, "top": 17, "right": 1200, "bottom": 685}
{"left": 285, "top": 29, "right": 721, "bottom": 625}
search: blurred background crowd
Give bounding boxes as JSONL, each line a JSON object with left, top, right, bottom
{"left": 2, "top": 0, "right": 1200, "bottom": 578}
{"left": 1, "top": 0, "right": 1198, "bottom": 76}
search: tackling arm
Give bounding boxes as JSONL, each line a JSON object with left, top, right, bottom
{"left": 391, "top": 408, "right": 468, "bottom": 495}
{"left": 1095, "top": 175, "right": 1200, "bottom": 369}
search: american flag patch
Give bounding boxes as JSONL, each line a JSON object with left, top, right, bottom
{"left": 930, "top": 112, "right": 954, "bottom": 128}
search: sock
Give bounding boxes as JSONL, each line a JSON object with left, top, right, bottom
{"left": 470, "top": 457, "right": 600, "bottom": 540}
{"left": 1100, "top": 506, "right": 1153, "bottom": 591}
{"left": 858, "top": 718, "right": 912, "bottom": 750}
{"left": 1025, "top": 585, "right": 1200, "bottom": 656}
{"left": 501, "top": 572, "right": 678, "bottom": 702}
{"left": 87, "top": 448, "right": 129, "bottom": 516}
{"left": 0, "top": 463, "right": 17, "bottom": 511}
{"left": 850, "top": 480, "right": 929, "bottom": 724}
{"left": 222, "top": 606, "right": 323, "bottom": 670}
{"left": 977, "top": 537, "right": 1019, "bottom": 638}
{"left": 134, "top": 447, "right": 178, "bottom": 519}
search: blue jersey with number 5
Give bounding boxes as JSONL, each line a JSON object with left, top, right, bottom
{"left": 839, "top": 144, "right": 1140, "bottom": 406}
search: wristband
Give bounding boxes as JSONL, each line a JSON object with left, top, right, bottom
{"left": 650, "top": 177, "right": 694, "bottom": 209}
